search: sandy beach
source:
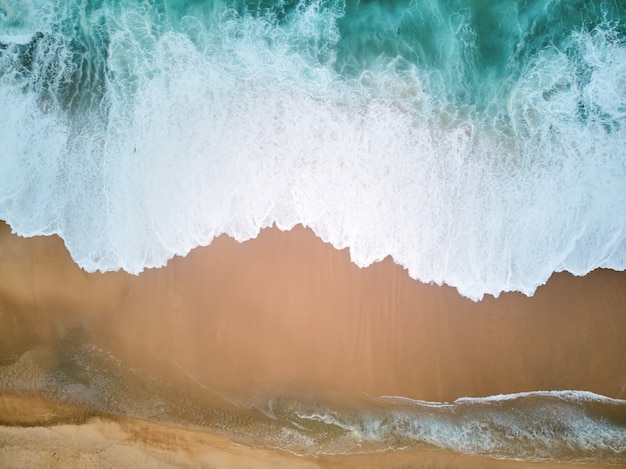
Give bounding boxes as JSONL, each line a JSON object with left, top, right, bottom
{"left": 1, "top": 221, "right": 625, "bottom": 466}
{"left": 0, "top": 393, "right": 622, "bottom": 469}
{"left": 2, "top": 0, "right": 625, "bottom": 466}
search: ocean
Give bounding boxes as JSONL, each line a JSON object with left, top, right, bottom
{"left": 1, "top": 0, "right": 626, "bottom": 466}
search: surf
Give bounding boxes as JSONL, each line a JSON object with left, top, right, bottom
{"left": 2, "top": 337, "right": 625, "bottom": 463}
{"left": 1, "top": 0, "right": 625, "bottom": 300}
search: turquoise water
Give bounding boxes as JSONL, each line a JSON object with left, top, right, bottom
{"left": 1, "top": 0, "right": 625, "bottom": 299}
{"left": 1, "top": 1, "right": 626, "bottom": 463}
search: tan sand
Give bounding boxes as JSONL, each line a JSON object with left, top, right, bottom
{"left": 0, "top": 394, "right": 619, "bottom": 469}
{"left": 1, "top": 221, "right": 625, "bottom": 402}
{"left": 0, "top": 221, "right": 625, "bottom": 467}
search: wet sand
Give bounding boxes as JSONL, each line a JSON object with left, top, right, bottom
{"left": 0, "top": 394, "right": 621, "bottom": 469}
{"left": 1, "top": 221, "right": 626, "bottom": 466}
{"left": 1, "top": 221, "right": 625, "bottom": 401}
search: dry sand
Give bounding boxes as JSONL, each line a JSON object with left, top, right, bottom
{"left": 1, "top": 221, "right": 625, "bottom": 467}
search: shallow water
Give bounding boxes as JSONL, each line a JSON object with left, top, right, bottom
{"left": 2, "top": 337, "right": 625, "bottom": 464}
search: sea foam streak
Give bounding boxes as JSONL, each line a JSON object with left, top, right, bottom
{"left": 2, "top": 337, "right": 625, "bottom": 463}
{"left": 286, "top": 391, "right": 626, "bottom": 462}
{"left": 1, "top": 0, "right": 625, "bottom": 299}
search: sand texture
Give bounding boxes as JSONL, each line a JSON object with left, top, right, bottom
{"left": 1, "top": 222, "right": 625, "bottom": 467}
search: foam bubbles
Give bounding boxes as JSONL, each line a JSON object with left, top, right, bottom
{"left": 272, "top": 390, "right": 626, "bottom": 462}
{"left": 0, "top": 0, "right": 625, "bottom": 299}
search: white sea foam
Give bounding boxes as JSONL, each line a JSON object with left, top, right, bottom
{"left": 276, "top": 389, "right": 626, "bottom": 461}
{"left": 0, "top": 1, "right": 625, "bottom": 300}
{"left": 380, "top": 389, "right": 626, "bottom": 406}
{"left": 0, "top": 33, "right": 37, "bottom": 45}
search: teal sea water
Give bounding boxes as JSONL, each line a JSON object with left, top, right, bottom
{"left": 1, "top": 1, "right": 626, "bottom": 464}
{"left": 1, "top": 0, "right": 625, "bottom": 300}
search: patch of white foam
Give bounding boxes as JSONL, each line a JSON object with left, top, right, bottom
{"left": 454, "top": 390, "right": 626, "bottom": 405}
{"left": 0, "top": 3, "right": 625, "bottom": 300}
{"left": 348, "top": 389, "right": 626, "bottom": 461}
{"left": 0, "top": 33, "right": 36, "bottom": 44}
{"left": 282, "top": 388, "right": 626, "bottom": 461}
{"left": 380, "top": 390, "right": 626, "bottom": 407}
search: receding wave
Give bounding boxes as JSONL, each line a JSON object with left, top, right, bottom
{"left": 1, "top": 0, "right": 625, "bottom": 299}
{"left": 1, "top": 340, "right": 624, "bottom": 464}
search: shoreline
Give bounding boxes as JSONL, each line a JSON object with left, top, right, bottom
{"left": 0, "top": 394, "right": 621, "bottom": 469}
{"left": 1, "top": 222, "right": 625, "bottom": 402}
{"left": 1, "top": 222, "right": 625, "bottom": 466}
